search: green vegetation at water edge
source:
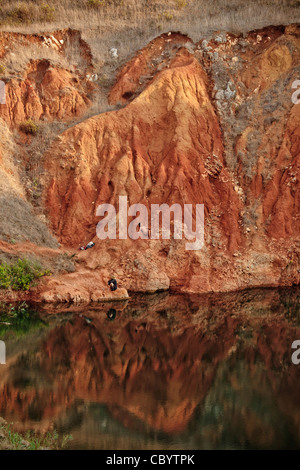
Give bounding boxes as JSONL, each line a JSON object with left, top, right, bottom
{"left": 0, "top": 422, "right": 72, "bottom": 450}
{"left": 0, "top": 258, "right": 51, "bottom": 291}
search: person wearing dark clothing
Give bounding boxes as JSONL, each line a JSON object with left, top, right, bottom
{"left": 107, "top": 308, "right": 117, "bottom": 320}
{"left": 108, "top": 278, "right": 117, "bottom": 291}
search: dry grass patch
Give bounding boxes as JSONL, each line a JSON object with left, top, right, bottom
{"left": 0, "top": 0, "right": 299, "bottom": 98}
{"left": 2, "top": 43, "right": 73, "bottom": 77}
{"left": 0, "top": 2, "right": 56, "bottom": 26}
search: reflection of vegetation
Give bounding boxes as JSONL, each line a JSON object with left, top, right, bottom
{"left": 0, "top": 302, "right": 47, "bottom": 337}
{"left": 234, "top": 324, "right": 254, "bottom": 342}
{"left": 0, "top": 423, "right": 72, "bottom": 450}
{"left": 281, "top": 291, "right": 300, "bottom": 325}
{"left": 24, "top": 429, "right": 72, "bottom": 450}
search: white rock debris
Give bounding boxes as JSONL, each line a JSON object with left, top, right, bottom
{"left": 110, "top": 48, "right": 118, "bottom": 59}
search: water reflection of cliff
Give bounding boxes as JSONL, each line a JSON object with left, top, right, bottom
{"left": 0, "top": 288, "right": 299, "bottom": 449}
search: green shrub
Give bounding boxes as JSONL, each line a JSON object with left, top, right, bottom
{"left": 87, "top": 0, "right": 106, "bottom": 7}
{"left": 174, "top": 0, "right": 187, "bottom": 9}
{"left": 0, "top": 258, "right": 51, "bottom": 291}
{"left": 1, "top": 1, "right": 55, "bottom": 25}
{"left": 87, "top": 0, "right": 123, "bottom": 6}
{"left": 0, "top": 264, "right": 11, "bottom": 290}
{"left": 163, "top": 11, "right": 173, "bottom": 21}
{"left": 7, "top": 2, "right": 36, "bottom": 24}
{"left": 41, "top": 3, "right": 55, "bottom": 22}
{"left": 20, "top": 119, "right": 39, "bottom": 136}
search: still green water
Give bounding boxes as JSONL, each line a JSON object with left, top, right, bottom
{"left": 0, "top": 287, "right": 299, "bottom": 450}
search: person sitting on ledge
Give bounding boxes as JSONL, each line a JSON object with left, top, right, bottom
{"left": 108, "top": 277, "right": 118, "bottom": 291}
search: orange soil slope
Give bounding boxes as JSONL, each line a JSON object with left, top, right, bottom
{"left": 42, "top": 26, "right": 299, "bottom": 296}
{"left": 0, "top": 26, "right": 299, "bottom": 300}
{"left": 0, "top": 30, "right": 94, "bottom": 126}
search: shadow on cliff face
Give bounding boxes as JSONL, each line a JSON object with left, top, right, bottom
{"left": 0, "top": 287, "right": 299, "bottom": 449}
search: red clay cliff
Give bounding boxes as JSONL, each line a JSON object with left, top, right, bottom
{"left": 0, "top": 25, "right": 299, "bottom": 301}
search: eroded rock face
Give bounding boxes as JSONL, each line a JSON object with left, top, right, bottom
{"left": 0, "top": 30, "right": 99, "bottom": 296}
{"left": 0, "top": 62, "right": 91, "bottom": 126}
{"left": 0, "top": 26, "right": 299, "bottom": 298}
{"left": 44, "top": 47, "right": 244, "bottom": 294}
{"left": 41, "top": 25, "right": 300, "bottom": 295}
{"left": 0, "top": 30, "right": 93, "bottom": 127}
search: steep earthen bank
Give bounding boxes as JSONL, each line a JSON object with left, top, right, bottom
{"left": 0, "top": 29, "right": 94, "bottom": 126}
{"left": 0, "top": 25, "right": 299, "bottom": 301}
